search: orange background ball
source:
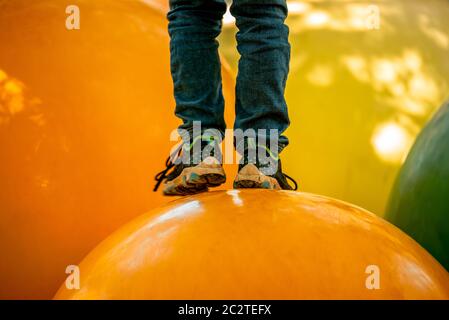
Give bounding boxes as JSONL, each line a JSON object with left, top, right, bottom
{"left": 0, "top": 0, "right": 235, "bottom": 299}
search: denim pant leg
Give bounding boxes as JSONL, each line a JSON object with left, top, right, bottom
{"left": 167, "top": 0, "right": 227, "bottom": 135}
{"left": 230, "top": 0, "right": 291, "bottom": 151}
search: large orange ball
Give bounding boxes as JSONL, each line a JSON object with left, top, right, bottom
{"left": 0, "top": 0, "right": 234, "bottom": 299}
{"left": 55, "top": 190, "right": 449, "bottom": 300}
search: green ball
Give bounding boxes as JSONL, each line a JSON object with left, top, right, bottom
{"left": 386, "top": 100, "right": 449, "bottom": 271}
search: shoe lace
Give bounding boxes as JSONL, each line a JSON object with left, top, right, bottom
{"left": 283, "top": 173, "right": 298, "bottom": 191}
{"left": 153, "top": 143, "right": 183, "bottom": 192}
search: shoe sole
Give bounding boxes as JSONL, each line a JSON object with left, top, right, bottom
{"left": 163, "top": 164, "right": 226, "bottom": 196}
{"left": 233, "top": 164, "right": 281, "bottom": 190}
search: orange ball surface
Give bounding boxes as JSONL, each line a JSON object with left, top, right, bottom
{"left": 55, "top": 190, "right": 449, "bottom": 300}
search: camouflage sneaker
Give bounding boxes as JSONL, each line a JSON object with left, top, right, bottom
{"left": 154, "top": 135, "right": 226, "bottom": 196}
{"left": 233, "top": 143, "right": 297, "bottom": 190}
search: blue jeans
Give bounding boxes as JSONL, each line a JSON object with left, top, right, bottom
{"left": 167, "top": 0, "right": 290, "bottom": 151}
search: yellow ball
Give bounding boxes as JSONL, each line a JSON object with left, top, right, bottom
{"left": 220, "top": 0, "right": 449, "bottom": 215}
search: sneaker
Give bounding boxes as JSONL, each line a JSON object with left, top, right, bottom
{"left": 154, "top": 136, "right": 226, "bottom": 196}
{"left": 233, "top": 145, "right": 297, "bottom": 191}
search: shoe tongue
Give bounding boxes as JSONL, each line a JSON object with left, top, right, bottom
{"left": 241, "top": 146, "right": 280, "bottom": 176}
{"left": 182, "top": 134, "right": 222, "bottom": 165}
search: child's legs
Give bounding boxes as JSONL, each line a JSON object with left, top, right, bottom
{"left": 168, "top": 0, "right": 227, "bottom": 135}
{"left": 231, "top": 0, "right": 290, "bottom": 151}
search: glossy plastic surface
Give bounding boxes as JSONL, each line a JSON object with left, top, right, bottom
{"left": 55, "top": 190, "right": 449, "bottom": 300}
